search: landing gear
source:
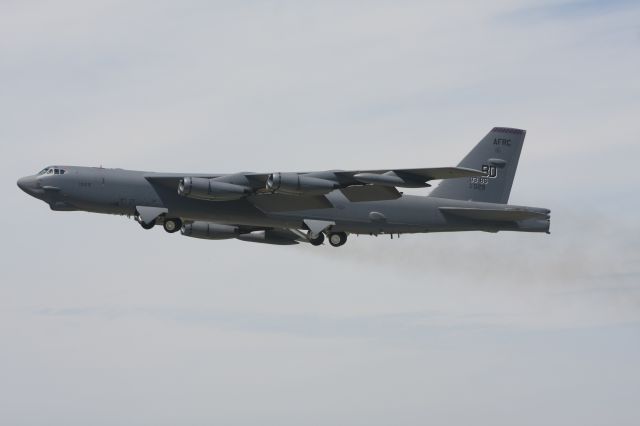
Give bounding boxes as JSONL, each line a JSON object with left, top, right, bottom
{"left": 139, "top": 219, "right": 156, "bottom": 230}
{"left": 163, "top": 218, "right": 182, "bottom": 233}
{"left": 136, "top": 214, "right": 182, "bottom": 233}
{"left": 308, "top": 232, "right": 325, "bottom": 246}
{"left": 307, "top": 231, "right": 347, "bottom": 247}
{"left": 328, "top": 232, "right": 347, "bottom": 247}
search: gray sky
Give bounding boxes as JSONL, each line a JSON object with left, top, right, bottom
{"left": 1, "top": 1, "right": 639, "bottom": 425}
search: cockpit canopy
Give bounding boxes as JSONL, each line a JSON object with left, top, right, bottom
{"left": 38, "top": 167, "right": 67, "bottom": 176}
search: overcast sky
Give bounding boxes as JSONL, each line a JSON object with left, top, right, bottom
{"left": 1, "top": 1, "right": 639, "bottom": 425}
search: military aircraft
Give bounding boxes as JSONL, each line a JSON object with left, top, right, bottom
{"left": 17, "top": 127, "right": 549, "bottom": 247}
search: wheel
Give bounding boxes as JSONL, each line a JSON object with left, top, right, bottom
{"left": 163, "top": 218, "right": 182, "bottom": 233}
{"left": 139, "top": 219, "right": 156, "bottom": 230}
{"left": 308, "top": 232, "right": 325, "bottom": 246}
{"left": 328, "top": 232, "right": 347, "bottom": 247}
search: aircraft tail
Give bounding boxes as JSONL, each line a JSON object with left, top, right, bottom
{"left": 429, "top": 127, "right": 525, "bottom": 204}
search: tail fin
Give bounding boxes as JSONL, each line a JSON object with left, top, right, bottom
{"left": 429, "top": 127, "right": 525, "bottom": 204}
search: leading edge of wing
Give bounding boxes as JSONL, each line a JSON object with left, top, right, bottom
{"left": 145, "top": 166, "right": 482, "bottom": 188}
{"left": 334, "top": 166, "right": 484, "bottom": 186}
{"left": 397, "top": 167, "right": 485, "bottom": 180}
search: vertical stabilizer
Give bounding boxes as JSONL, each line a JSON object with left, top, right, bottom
{"left": 429, "top": 127, "right": 525, "bottom": 204}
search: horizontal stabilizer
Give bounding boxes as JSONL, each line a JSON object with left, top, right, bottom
{"left": 439, "top": 207, "right": 549, "bottom": 222}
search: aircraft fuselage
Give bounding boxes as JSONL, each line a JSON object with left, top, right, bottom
{"left": 18, "top": 166, "right": 549, "bottom": 237}
{"left": 16, "top": 127, "right": 552, "bottom": 246}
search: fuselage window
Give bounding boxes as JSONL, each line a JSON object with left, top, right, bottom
{"left": 54, "top": 169, "right": 59, "bottom": 174}
{"left": 60, "top": 169, "right": 66, "bottom": 175}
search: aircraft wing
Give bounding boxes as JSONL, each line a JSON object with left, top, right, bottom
{"left": 146, "top": 166, "right": 482, "bottom": 189}
{"left": 253, "top": 166, "right": 484, "bottom": 188}
{"left": 337, "top": 166, "right": 484, "bottom": 183}
{"left": 144, "top": 166, "right": 482, "bottom": 206}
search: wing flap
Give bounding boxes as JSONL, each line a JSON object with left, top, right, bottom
{"left": 340, "top": 185, "right": 402, "bottom": 202}
{"left": 249, "top": 193, "right": 333, "bottom": 212}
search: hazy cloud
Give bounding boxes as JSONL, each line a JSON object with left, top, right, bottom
{"left": 2, "top": 1, "right": 639, "bottom": 425}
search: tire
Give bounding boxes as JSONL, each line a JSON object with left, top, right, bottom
{"left": 139, "top": 219, "right": 156, "bottom": 230}
{"left": 309, "top": 232, "right": 325, "bottom": 246}
{"left": 163, "top": 218, "right": 182, "bottom": 233}
{"left": 328, "top": 232, "right": 347, "bottom": 247}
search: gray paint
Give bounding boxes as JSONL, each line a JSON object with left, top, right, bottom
{"left": 17, "top": 128, "right": 550, "bottom": 246}
{"left": 430, "top": 127, "right": 525, "bottom": 203}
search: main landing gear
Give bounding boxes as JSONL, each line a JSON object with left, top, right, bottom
{"left": 162, "top": 218, "right": 182, "bottom": 233}
{"left": 139, "top": 219, "right": 156, "bottom": 230}
{"left": 137, "top": 215, "right": 182, "bottom": 233}
{"left": 328, "top": 232, "right": 347, "bottom": 247}
{"left": 308, "top": 232, "right": 325, "bottom": 246}
{"left": 307, "top": 231, "right": 348, "bottom": 247}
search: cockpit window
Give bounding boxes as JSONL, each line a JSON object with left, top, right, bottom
{"left": 39, "top": 167, "right": 66, "bottom": 176}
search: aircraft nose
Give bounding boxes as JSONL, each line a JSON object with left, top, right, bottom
{"left": 17, "top": 176, "right": 39, "bottom": 195}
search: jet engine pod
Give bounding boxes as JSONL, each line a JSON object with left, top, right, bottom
{"left": 181, "top": 222, "right": 239, "bottom": 240}
{"left": 178, "top": 177, "right": 251, "bottom": 201}
{"left": 265, "top": 172, "right": 338, "bottom": 196}
{"left": 236, "top": 229, "right": 300, "bottom": 245}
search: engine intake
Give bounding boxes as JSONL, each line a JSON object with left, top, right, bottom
{"left": 178, "top": 177, "right": 251, "bottom": 201}
{"left": 266, "top": 173, "right": 338, "bottom": 196}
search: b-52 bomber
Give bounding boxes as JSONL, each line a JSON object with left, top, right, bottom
{"left": 18, "top": 127, "right": 550, "bottom": 247}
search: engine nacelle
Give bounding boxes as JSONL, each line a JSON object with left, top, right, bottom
{"left": 178, "top": 177, "right": 251, "bottom": 201}
{"left": 181, "top": 222, "right": 239, "bottom": 240}
{"left": 265, "top": 173, "right": 338, "bottom": 195}
{"left": 237, "top": 229, "right": 300, "bottom": 245}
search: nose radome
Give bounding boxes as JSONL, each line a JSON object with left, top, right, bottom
{"left": 17, "top": 176, "right": 38, "bottom": 195}
{"left": 17, "top": 177, "right": 29, "bottom": 191}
